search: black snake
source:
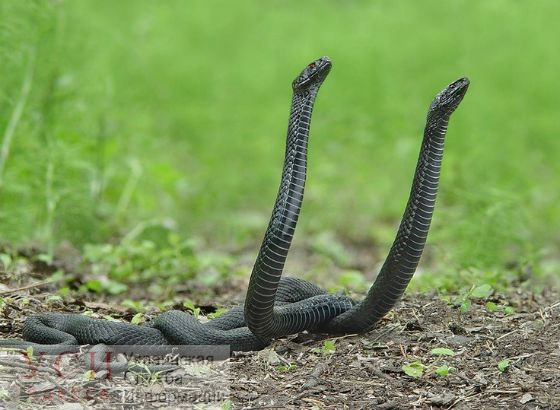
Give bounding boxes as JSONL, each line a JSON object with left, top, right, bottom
{"left": 0, "top": 57, "right": 355, "bottom": 359}
{"left": 244, "top": 75, "right": 469, "bottom": 339}
{"left": 0, "top": 57, "right": 469, "bottom": 365}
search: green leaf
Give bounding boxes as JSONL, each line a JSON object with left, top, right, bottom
{"left": 0, "top": 254, "right": 12, "bottom": 270}
{"left": 436, "top": 365, "right": 451, "bottom": 377}
{"left": 35, "top": 253, "right": 53, "bottom": 264}
{"left": 402, "top": 361, "right": 424, "bottom": 378}
{"left": 485, "top": 301, "right": 498, "bottom": 312}
{"left": 57, "top": 287, "right": 70, "bottom": 297}
{"left": 183, "top": 299, "right": 196, "bottom": 310}
{"left": 85, "top": 279, "right": 103, "bottom": 292}
{"left": 26, "top": 346, "right": 34, "bottom": 360}
{"left": 49, "top": 270, "right": 66, "bottom": 281}
{"left": 311, "top": 339, "right": 336, "bottom": 355}
{"left": 208, "top": 308, "right": 228, "bottom": 319}
{"left": 498, "top": 359, "right": 509, "bottom": 372}
{"left": 183, "top": 299, "right": 200, "bottom": 318}
{"left": 46, "top": 295, "right": 63, "bottom": 305}
{"left": 322, "top": 340, "right": 336, "bottom": 354}
{"left": 276, "top": 363, "right": 297, "bottom": 372}
{"left": 431, "top": 347, "right": 455, "bottom": 356}
{"left": 131, "top": 313, "right": 144, "bottom": 325}
{"left": 460, "top": 299, "right": 471, "bottom": 313}
{"left": 221, "top": 400, "right": 233, "bottom": 410}
{"left": 470, "top": 284, "right": 493, "bottom": 299}
{"left": 504, "top": 306, "right": 515, "bottom": 315}
{"left": 121, "top": 299, "right": 145, "bottom": 312}
{"left": 83, "top": 370, "right": 96, "bottom": 381}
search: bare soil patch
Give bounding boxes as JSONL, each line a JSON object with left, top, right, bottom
{"left": 0, "top": 254, "right": 558, "bottom": 409}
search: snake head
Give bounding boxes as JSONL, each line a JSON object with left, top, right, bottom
{"left": 428, "top": 77, "right": 470, "bottom": 119}
{"left": 292, "top": 56, "right": 332, "bottom": 92}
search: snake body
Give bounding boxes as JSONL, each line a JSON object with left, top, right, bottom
{"left": 0, "top": 58, "right": 469, "bottom": 360}
{"left": 0, "top": 57, "right": 354, "bottom": 357}
{"left": 245, "top": 77, "right": 469, "bottom": 339}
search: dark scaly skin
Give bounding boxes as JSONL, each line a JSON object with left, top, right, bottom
{"left": 0, "top": 277, "right": 336, "bottom": 374}
{"left": 323, "top": 78, "right": 469, "bottom": 333}
{"left": 246, "top": 78, "right": 469, "bottom": 339}
{"left": 244, "top": 57, "right": 358, "bottom": 340}
{"left": 0, "top": 57, "right": 354, "bottom": 363}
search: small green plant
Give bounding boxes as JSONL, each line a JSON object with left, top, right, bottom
{"left": 121, "top": 299, "right": 145, "bottom": 312}
{"left": 498, "top": 359, "right": 509, "bottom": 372}
{"left": 46, "top": 295, "right": 63, "bottom": 305}
{"left": 435, "top": 365, "right": 453, "bottom": 377}
{"left": 430, "top": 347, "right": 455, "bottom": 357}
{"left": 402, "top": 361, "right": 424, "bottom": 378}
{"left": 312, "top": 339, "right": 336, "bottom": 355}
{"left": 220, "top": 400, "right": 233, "bottom": 410}
{"left": 276, "top": 363, "right": 297, "bottom": 373}
{"left": 453, "top": 283, "right": 495, "bottom": 313}
{"left": 131, "top": 313, "right": 144, "bottom": 325}
{"left": 157, "top": 300, "right": 175, "bottom": 311}
{"left": 83, "top": 236, "right": 205, "bottom": 294}
{"left": 485, "top": 301, "right": 498, "bottom": 312}
{"left": 208, "top": 308, "right": 228, "bottom": 319}
{"left": 0, "top": 387, "right": 10, "bottom": 400}
{"left": 83, "top": 370, "right": 96, "bottom": 381}
{"left": 0, "top": 253, "right": 12, "bottom": 270}
{"left": 470, "top": 284, "right": 493, "bottom": 299}
{"left": 57, "top": 287, "right": 70, "bottom": 297}
{"left": 127, "top": 363, "right": 162, "bottom": 385}
{"left": 183, "top": 299, "right": 201, "bottom": 318}
{"left": 504, "top": 306, "right": 516, "bottom": 315}
{"left": 485, "top": 301, "right": 516, "bottom": 315}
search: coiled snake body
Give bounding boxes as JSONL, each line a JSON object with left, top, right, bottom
{"left": 245, "top": 75, "right": 469, "bottom": 339}
{"left": 0, "top": 57, "right": 469, "bottom": 360}
{"left": 0, "top": 57, "right": 354, "bottom": 356}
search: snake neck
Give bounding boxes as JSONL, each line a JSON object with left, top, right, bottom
{"left": 244, "top": 88, "right": 319, "bottom": 339}
{"left": 325, "top": 113, "right": 452, "bottom": 334}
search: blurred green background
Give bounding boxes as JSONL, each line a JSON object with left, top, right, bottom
{"left": 1, "top": 0, "right": 558, "bottom": 293}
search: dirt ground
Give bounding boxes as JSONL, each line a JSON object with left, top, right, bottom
{"left": 229, "top": 290, "right": 559, "bottom": 409}
{"left": 0, "top": 256, "right": 559, "bottom": 409}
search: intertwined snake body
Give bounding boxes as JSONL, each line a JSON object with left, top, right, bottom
{"left": 245, "top": 76, "right": 469, "bottom": 339}
{"left": 0, "top": 57, "right": 354, "bottom": 355}
{"left": 0, "top": 57, "right": 469, "bottom": 359}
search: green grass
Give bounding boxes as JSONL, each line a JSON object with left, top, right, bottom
{"left": 0, "top": 0, "right": 559, "bottom": 290}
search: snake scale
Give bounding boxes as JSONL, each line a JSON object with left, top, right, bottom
{"left": 0, "top": 57, "right": 469, "bottom": 363}
{"left": 0, "top": 57, "right": 354, "bottom": 357}
{"left": 245, "top": 73, "right": 469, "bottom": 339}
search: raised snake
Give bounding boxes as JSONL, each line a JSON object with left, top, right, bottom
{"left": 245, "top": 76, "right": 469, "bottom": 339}
{"left": 0, "top": 58, "right": 469, "bottom": 368}
{"left": 0, "top": 57, "right": 356, "bottom": 363}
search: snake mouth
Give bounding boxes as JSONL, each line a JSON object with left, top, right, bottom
{"left": 292, "top": 56, "right": 332, "bottom": 91}
{"left": 429, "top": 77, "right": 470, "bottom": 115}
{"left": 446, "top": 77, "right": 470, "bottom": 100}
